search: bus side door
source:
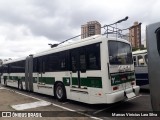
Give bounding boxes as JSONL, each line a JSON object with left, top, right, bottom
{"left": 70, "top": 47, "right": 86, "bottom": 88}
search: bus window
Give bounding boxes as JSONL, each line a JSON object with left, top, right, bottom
{"left": 37, "top": 57, "right": 43, "bottom": 73}
{"left": 86, "top": 43, "right": 100, "bottom": 70}
{"left": 33, "top": 58, "right": 38, "bottom": 72}
{"left": 108, "top": 41, "right": 133, "bottom": 65}
{"left": 71, "top": 55, "right": 77, "bottom": 72}
{"left": 89, "top": 53, "right": 96, "bottom": 68}
{"left": 59, "top": 52, "right": 67, "bottom": 70}
{"left": 156, "top": 28, "right": 160, "bottom": 55}
{"left": 144, "top": 54, "right": 148, "bottom": 65}
{"left": 80, "top": 54, "right": 86, "bottom": 72}
{"left": 137, "top": 55, "right": 144, "bottom": 66}
{"left": 133, "top": 56, "right": 137, "bottom": 66}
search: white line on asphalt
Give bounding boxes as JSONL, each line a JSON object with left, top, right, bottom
{"left": 52, "top": 103, "right": 75, "bottom": 112}
{"left": 4, "top": 87, "right": 44, "bottom": 101}
{"left": 0, "top": 87, "right": 5, "bottom": 89}
{"left": 51, "top": 103, "right": 103, "bottom": 120}
{"left": 14, "top": 91, "right": 43, "bottom": 101}
{"left": 3, "top": 87, "right": 103, "bottom": 120}
{"left": 11, "top": 101, "right": 51, "bottom": 110}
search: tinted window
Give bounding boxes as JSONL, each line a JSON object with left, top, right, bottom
{"left": 0, "top": 66, "right": 2, "bottom": 74}
{"left": 80, "top": 54, "right": 86, "bottom": 71}
{"left": 133, "top": 56, "right": 137, "bottom": 66}
{"left": 86, "top": 43, "right": 101, "bottom": 70}
{"left": 144, "top": 54, "right": 148, "bottom": 65}
{"left": 71, "top": 55, "right": 77, "bottom": 72}
{"left": 108, "top": 41, "right": 133, "bottom": 65}
{"left": 33, "top": 58, "right": 38, "bottom": 72}
{"left": 156, "top": 28, "right": 160, "bottom": 55}
{"left": 45, "top": 54, "right": 59, "bottom": 72}
{"left": 10, "top": 61, "right": 25, "bottom": 73}
{"left": 59, "top": 51, "right": 68, "bottom": 70}
{"left": 137, "top": 55, "right": 144, "bottom": 66}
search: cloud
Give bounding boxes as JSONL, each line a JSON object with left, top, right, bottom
{"left": 0, "top": 0, "right": 160, "bottom": 59}
{"left": 0, "top": 23, "right": 57, "bottom": 59}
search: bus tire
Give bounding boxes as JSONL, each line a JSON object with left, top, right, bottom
{"left": 55, "top": 82, "right": 66, "bottom": 102}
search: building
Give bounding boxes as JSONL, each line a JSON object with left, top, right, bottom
{"left": 81, "top": 21, "right": 101, "bottom": 39}
{"left": 129, "top": 21, "right": 141, "bottom": 48}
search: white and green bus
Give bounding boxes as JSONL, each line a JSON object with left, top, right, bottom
{"left": 0, "top": 35, "right": 139, "bottom": 104}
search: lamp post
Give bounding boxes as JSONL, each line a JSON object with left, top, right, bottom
{"left": 48, "top": 43, "right": 58, "bottom": 48}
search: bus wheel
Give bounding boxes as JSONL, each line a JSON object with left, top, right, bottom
{"left": 55, "top": 82, "right": 66, "bottom": 102}
{"left": 19, "top": 81, "right": 23, "bottom": 90}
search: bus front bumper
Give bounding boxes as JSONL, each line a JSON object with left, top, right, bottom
{"left": 105, "top": 86, "right": 140, "bottom": 104}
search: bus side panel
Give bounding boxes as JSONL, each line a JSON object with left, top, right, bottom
{"left": 6, "top": 73, "right": 19, "bottom": 88}
{"left": 146, "top": 22, "right": 160, "bottom": 111}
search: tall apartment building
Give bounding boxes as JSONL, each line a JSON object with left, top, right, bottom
{"left": 81, "top": 21, "right": 101, "bottom": 39}
{"left": 129, "top": 21, "right": 142, "bottom": 48}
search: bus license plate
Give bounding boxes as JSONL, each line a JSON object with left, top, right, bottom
{"left": 126, "top": 92, "right": 136, "bottom": 99}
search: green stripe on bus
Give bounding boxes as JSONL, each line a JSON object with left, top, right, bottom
{"left": 5, "top": 75, "right": 102, "bottom": 88}
{"left": 63, "top": 77, "right": 70, "bottom": 86}
{"left": 6, "top": 76, "right": 55, "bottom": 85}
{"left": 38, "top": 77, "right": 55, "bottom": 85}
{"left": 9, "top": 76, "right": 19, "bottom": 80}
{"left": 63, "top": 77, "right": 102, "bottom": 88}
{"left": 111, "top": 72, "right": 135, "bottom": 86}
{"left": 86, "top": 77, "right": 102, "bottom": 88}
{"left": 3, "top": 76, "right": 7, "bottom": 79}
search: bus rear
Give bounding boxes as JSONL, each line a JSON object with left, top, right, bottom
{"left": 106, "top": 39, "right": 140, "bottom": 103}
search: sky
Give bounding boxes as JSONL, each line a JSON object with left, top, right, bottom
{"left": 0, "top": 0, "right": 160, "bottom": 60}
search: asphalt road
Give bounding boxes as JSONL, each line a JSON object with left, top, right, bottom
{"left": 0, "top": 84, "right": 159, "bottom": 120}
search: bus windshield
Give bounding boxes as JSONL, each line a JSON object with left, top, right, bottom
{"left": 108, "top": 41, "right": 133, "bottom": 65}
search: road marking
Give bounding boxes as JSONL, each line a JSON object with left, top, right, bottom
{"left": 4, "top": 87, "right": 44, "bottom": 101}
{"left": 0, "top": 87, "right": 5, "bottom": 89}
{"left": 11, "top": 101, "right": 51, "bottom": 110}
{"left": 94, "top": 95, "right": 143, "bottom": 114}
{"left": 3, "top": 87, "right": 103, "bottom": 120}
{"left": 51, "top": 103, "right": 103, "bottom": 120}
{"left": 52, "top": 103, "right": 75, "bottom": 111}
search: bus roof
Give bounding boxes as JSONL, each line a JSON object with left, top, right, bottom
{"left": 3, "top": 57, "right": 26, "bottom": 65}
{"left": 132, "top": 49, "right": 147, "bottom": 55}
{"left": 33, "top": 35, "right": 130, "bottom": 58}
{"left": 2, "top": 35, "right": 130, "bottom": 64}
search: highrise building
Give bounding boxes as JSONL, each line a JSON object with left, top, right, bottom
{"left": 129, "top": 21, "right": 142, "bottom": 48}
{"left": 81, "top": 21, "right": 101, "bottom": 39}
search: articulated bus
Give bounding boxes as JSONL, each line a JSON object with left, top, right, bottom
{"left": 0, "top": 35, "right": 139, "bottom": 104}
{"left": 132, "top": 50, "right": 149, "bottom": 87}
{"left": 146, "top": 22, "right": 160, "bottom": 111}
